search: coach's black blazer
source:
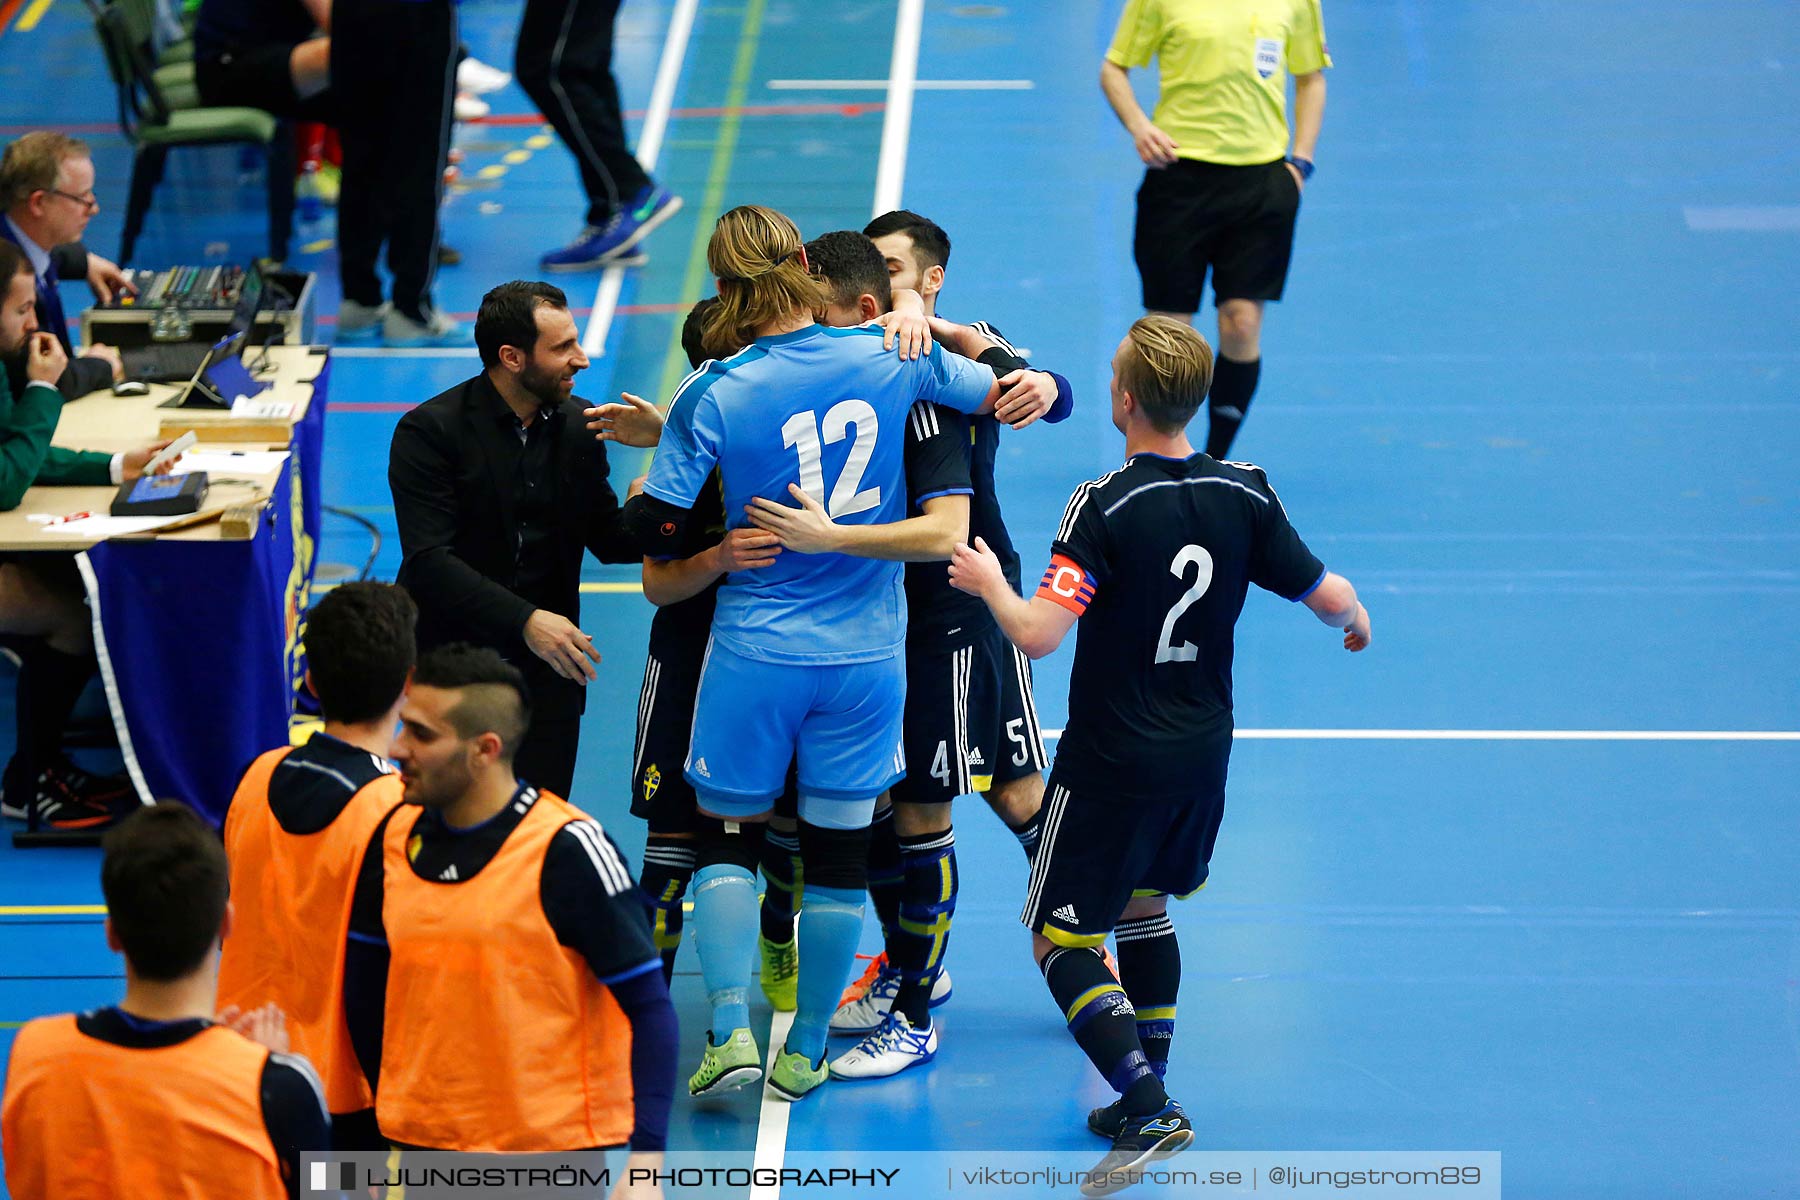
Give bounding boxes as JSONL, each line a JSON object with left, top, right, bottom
{"left": 388, "top": 371, "right": 638, "bottom": 716}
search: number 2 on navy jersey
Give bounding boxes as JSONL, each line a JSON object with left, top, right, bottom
{"left": 781, "top": 400, "right": 882, "bottom": 518}
{"left": 1154, "top": 544, "right": 1215, "bottom": 664}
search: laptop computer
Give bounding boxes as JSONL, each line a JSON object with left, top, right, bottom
{"left": 120, "top": 264, "right": 266, "bottom": 383}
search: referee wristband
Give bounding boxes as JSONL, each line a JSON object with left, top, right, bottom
{"left": 1285, "top": 155, "right": 1314, "bottom": 181}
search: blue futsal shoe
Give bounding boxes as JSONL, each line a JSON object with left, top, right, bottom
{"left": 540, "top": 186, "right": 683, "bottom": 271}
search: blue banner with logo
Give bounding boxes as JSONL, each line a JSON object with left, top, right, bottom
{"left": 77, "top": 364, "right": 326, "bottom": 826}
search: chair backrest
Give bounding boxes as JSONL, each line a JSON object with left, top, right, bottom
{"left": 93, "top": 1, "right": 171, "bottom": 130}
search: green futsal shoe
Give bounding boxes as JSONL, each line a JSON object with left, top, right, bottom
{"left": 765, "top": 1045, "right": 829, "bottom": 1101}
{"left": 688, "top": 1027, "right": 762, "bottom": 1097}
{"left": 759, "top": 933, "right": 799, "bottom": 1012}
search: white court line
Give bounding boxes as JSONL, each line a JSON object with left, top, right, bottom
{"left": 581, "top": 0, "right": 701, "bottom": 358}
{"left": 329, "top": 346, "right": 480, "bottom": 358}
{"left": 769, "top": 78, "right": 1032, "bottom": 91}
{"left": 749, "top": 13, "right": 928, "bottom": 1189}
{"left": 871, "top": 0, "right": 924, "bottom": 217}
{"left": 1683, "top": 205, "right": 1800, "bottom": 232}
{"left": 746, "top": 1010, "right": 796, "bottom": 1200}
{"left": 1040, "top": 728, "right": 1800, "bottom": 742}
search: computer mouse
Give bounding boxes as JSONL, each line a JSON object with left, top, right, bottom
{"left": 113, "top": 380, "right": 151, "bottom": 397}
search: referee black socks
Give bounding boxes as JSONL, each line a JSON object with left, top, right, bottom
{"left": 1206, "top": 354, "right": 1261, "bottom": 460}
{"left": 1042, "top": 945, "right": 1167, "bottom": 1117}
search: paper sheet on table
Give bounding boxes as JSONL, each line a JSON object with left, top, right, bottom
{"left": 173, "top": 451, "right": 291, "bottom": 476}
{"left": 37, "top": 515, "right": 183, "bottom": 537}
{"left": 231, "top": 396, "right": 295, "bottom": 419}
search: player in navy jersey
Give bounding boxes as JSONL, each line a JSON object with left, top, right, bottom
{"left": 820, "top": 211, "right": 1074, "bottom": 1063}
{"left": 342, "top": 645, "right": 676, "bottom": 1173}
{"left": 949, "top": 315, "right": 1369, "bottom": 1193}
{"left": 589, "top": 291, "right": 975, "bottom": 1031}
{"left": 618, "top": 205, "right": 1001, "bottom": 1101}
{"left": 731, "top": 228, "right": 1073, "bottom": 1080}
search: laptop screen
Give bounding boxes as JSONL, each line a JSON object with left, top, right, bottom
{"left": 226, "top": 264, "right": 264, "bottom": 346}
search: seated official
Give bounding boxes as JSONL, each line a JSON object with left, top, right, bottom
{"left": 343, "top": 645, "right": 675, "bottom": 1174}
{"left": 388, "top": 281, "right": 641, "bottom": 798}
{"left": 2, "top": 804, "right": 330, "bottom": 1199}
{"left": 0, "top": 240, "right": 174, "bottom": 828}
{"left": 0, "top": 133, "right": 135, "bottom": 400}
{"left": 194, "top": 0, "right": 334, "bottom": 121}
{"left": 218, "top": 581, "right": 413, "bottom": 1150}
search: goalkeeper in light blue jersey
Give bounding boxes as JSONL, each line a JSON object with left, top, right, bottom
{"left": 621, "top": 205, "right": 1001, "bottom": 1102}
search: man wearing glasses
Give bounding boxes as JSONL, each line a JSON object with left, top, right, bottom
{"left": 0, "top": 132, "right": 136, "bottom": 400}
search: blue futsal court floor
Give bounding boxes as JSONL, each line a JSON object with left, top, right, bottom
{"left": 2, "top": 2, "right": 1797, "bottom": 1197}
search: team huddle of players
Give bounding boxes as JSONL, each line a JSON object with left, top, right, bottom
{"left": 604, "top": 203, "right": 1370, "bottom": 1190}
{"left": 0, "top": 203, "right": 1370, "bottom": 1200}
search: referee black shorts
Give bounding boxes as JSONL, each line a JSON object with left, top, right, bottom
{"left": 891, "top": 626, "right": 1049, "bottom": 806}
{"left": 1133, "top": 157, "right": 1302, "bottom": 314}
{"left": 1020, "top": 753, "right": 1229, "bottom": 948}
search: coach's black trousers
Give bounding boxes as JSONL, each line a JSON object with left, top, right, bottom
{"left": 331, "top": 0, "right": 456, "bottom": 319}
{"left": 514, "top": 0, "right": 651, "bottom": 226}
{"left": 512, "top": 662, "right": 584, "bottom": 801}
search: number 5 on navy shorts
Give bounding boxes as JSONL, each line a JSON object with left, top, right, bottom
{"left": 685, "top": 638, "right": 907, "bottom": 815}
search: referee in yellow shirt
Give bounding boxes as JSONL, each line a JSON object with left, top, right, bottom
{"left": 1101, "top": 0, "right": 1330, "bottom": 461}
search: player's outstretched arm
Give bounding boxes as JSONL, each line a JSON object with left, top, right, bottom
{"left": 585, "top": 392, "right": 666, "bottom": 447}
{"left": 745, "top": 486, "right": 969, "bottom": 561}
{"left": 1302, "top": 571, "right": 1372, "bottom": 652}
{"left": 641, "top": 529, "right": 782, "bottom": 606}
{"left": 949, "top": 537, "right": 1078, "bottom": 659}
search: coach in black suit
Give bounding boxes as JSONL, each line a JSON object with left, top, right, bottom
{"left": 388, "top": 280, "right": 637, "bottom": 798}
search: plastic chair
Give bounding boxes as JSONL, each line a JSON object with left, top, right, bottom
{"left": 92, "top": 0, "right": 293, "bottom": 263}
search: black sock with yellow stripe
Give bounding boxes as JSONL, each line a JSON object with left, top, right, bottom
{"left": 759, "top": 826, "right": 801, "bottom": 944}
{"left": 892, "top": 828, "right": 957, "bottom": 1027}
{"left": 1115, "top": 912, "right": 1180, "bottom": 1079}
{"left": 1041, "top": 945, "right": 1167, "bottom": 1116}
{"left": 639, "top": 835, "right": 696, "bottom": 984}
{"left": 867, "top": 805, "right": 903, "bottom": 941}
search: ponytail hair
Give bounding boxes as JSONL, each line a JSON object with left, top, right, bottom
{"left": 702, "top": 205, "right": 828, "bottom": 359}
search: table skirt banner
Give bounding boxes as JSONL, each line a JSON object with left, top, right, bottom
{"left": 74, "top": 361, "right": 327, "bottom": 826}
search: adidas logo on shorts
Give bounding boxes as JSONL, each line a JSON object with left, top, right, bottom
{"left": 1051, "top": 903, "right": 1079, "bottom": 925}
{"left": 694, "top": 758, "right": 711, "bottom": 778}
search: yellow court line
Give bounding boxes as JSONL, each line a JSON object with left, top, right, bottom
{"left": 578, "top": 581, "right": 644, "bottom": 594}
{"left": 640, "top": 0, "right": 769, "bottom": 481}
{"left": 15, "top": 0, "right": 54, "bottom": 33}
{"left": 0, "top": 904, "right": 106, "bottom": 916}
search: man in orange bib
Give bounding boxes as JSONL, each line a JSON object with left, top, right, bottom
{"left": 218, "top": 581, "right": 416, "bottom": 1150}
{"left": 3, "top": 803, "right": 330, "bottom": 1199}
{"left": 343, "top": 644, "right": 675, "bottom": 1189}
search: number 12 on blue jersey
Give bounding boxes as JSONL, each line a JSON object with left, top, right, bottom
{"left": 781, "top": 400, "right": 882, "bottom": 519}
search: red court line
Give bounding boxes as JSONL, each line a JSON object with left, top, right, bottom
{"left": 317, "top": 301, "right": 686, "bottom": 327}
{"left": 3, "top": 105, "right": 881, "bottom": 139}
{"left": 0, "top": 0, "right": 33, "bottom": 40}
{"left": 0, "top": 123, "right": 120, "bottom": 136}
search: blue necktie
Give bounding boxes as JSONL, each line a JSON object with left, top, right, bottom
{"left": 39, "top": 260, "right": 69, "bottom": 353}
